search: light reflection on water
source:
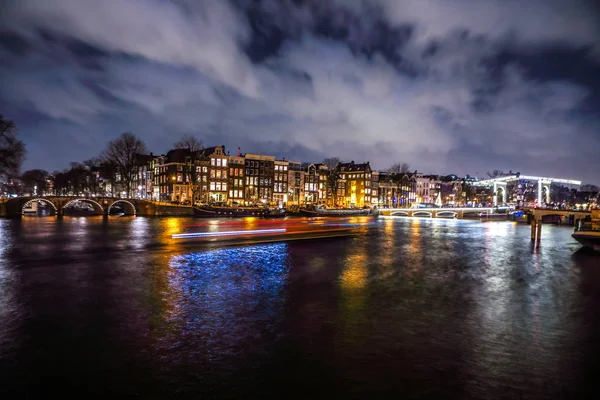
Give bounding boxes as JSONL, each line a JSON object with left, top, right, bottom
{"left": 0, "top": 216, "right": 599, "bottom": 398}
{"left": 157, "top": 244, "right": 290, "bottom": 367}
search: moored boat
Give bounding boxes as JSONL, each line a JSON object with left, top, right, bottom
{"left": 572, "top": 210, "right": 600, "bottom": 251}
{"left": 193, "top": 203, "right": 285, "bottom": 218}
{"left": 64, "top": 200, "right": 98, "bottom": 216}
{"left": 297, "top": 204, "right": 373, "bottom": 217}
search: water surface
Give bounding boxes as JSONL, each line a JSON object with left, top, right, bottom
{"left": 1, "top": 216, "right": 599, "bottom": 398}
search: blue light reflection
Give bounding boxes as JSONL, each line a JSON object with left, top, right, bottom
{"left": 159, "top": 243, "right": 290, "bottom": 366}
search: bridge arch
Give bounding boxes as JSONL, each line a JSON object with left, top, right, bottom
{"left": 391, "top": 211, "right": 409, "bottom": 217}
{"left": 436, "top": 211, "right": 457, "bottom": 219}
{"left": 63, "top": 199, "right": 104, "bottom": 214}
{"left": 21, "top": 198, "right": 57, "bottom": 215}
{"left": 413, "top": 211, "right": 432, "bottom": 218}
{"left": 108, "top": 200, "right": 136, "bottom": 216}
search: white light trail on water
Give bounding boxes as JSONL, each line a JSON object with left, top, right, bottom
{"left": 172, "top": 228, "right": 286, "bottom": 239}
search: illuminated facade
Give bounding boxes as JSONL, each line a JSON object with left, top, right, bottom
{"left": 244, "top": 153, "right": 274, "bottom": 204}
{"left": 304, "top": 163, "right": 328, "bottom": 204}
{"left": 273, "top": 159, "right": 289, "bottom": 207}
{"left": 227, "top": 155, "right": 245, "bottom": 204}
{"left": 208, "top": 146, "right": 228, "bottom": 203}
{"left": 287, "top": 161, "right": 304, "bottom": 206}
{"left": 152, "top": 150, "right": 190, "bottom": 202}
{"left": 416, "top": 175, "right": 442, "bottom": 205}
{"left": 337, "top": 161, "right": 373, "bottom": 207}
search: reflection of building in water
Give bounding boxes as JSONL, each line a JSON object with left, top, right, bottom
{"left": 340, "top": 253, "right": 368, "bottom": 290}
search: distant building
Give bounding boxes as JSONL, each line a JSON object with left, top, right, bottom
{"left": 416, "top": 174, "right": 442, "bottom": 205}
{"left": 287, "top": 161, "right": 304, "bottom": 206}
{"left": 131, "top": 153, "right": 154, "bottom": 199}
{"left": 377, "top": 172, "right": 417, "bottom": 207}
{"left": 227, "top": 155, "right": 245, "bottom": 204}
{"left": 274, "top": 159, "right": 289, "bottom": 207}
{"left": 151, "top": 149, "right": 189, "bottom": 202}
{"left": 304, "top": 163, "right": 328, "bottom": 204}
{"left": 206, "top": 146, "right": 228, "bottom": 203}
{"left": 336, "top": 161, "right": 373, "bottom": 207}
{"left": 245, "top": 153, "right": 274, "bottom": 204}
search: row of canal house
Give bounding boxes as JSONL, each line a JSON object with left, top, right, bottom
{"left": 130, "top": 144, "right": 460, "bottom": 207}
{"left": 129, "top": 146, "right": 386, "bottom": 207}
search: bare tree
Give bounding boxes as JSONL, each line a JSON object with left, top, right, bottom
{"left": 388, "top": 162, "right": 410, "bottom": 175}
{"left": 20, "top": 169, "right": 49, "bottom": 195}
{"left": 322, "top": 157, "right": 340, "bottom": 170}
{"left": 0, "top": 115, "right": 26, "bottom": 179}
{"left": 83, "top": 158, "right": 102, "bottom": 196}
{"left": 174, "top": 134, "right": 203, "bottom": 152}
{"left": 487, "top": 170, "right": 507, "bottom": 179}
{"left": 100, "top": 132, "right": 148, "bottom": 197}
{"left": 173, "top": 134, "right": 203, "bottom": 203}
{"left": 322, "top": 157, "right": 341, "bottom": 205}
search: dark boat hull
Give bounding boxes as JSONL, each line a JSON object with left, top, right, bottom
{"left": 572, "top": 231, "right": 600, "bottom": 251}
{"left": 193, "top": 206, "right": 282, "bottom": 218}
{"left": 298, "top": 208, "right": 373, "bottom": 217}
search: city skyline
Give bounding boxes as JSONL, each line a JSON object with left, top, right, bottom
{"left": 1, "top": 0, "right": 600, "bottom": 184}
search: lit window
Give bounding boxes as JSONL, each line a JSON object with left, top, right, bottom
{"left": 210, "top": 182, "right": 215, "bottom": 191}
{"left": 229, "top": 190, "right": 233, "bottom": 197}
{"left": 211, "top": 159, "right": 216, "bottom": 166}
{"left": 222, "top": 183, "right": 227, "bottom": 191}
{"left": 222, "top": 159, "right": 227, "bottom": 167}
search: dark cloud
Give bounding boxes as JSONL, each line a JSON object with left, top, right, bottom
{"left": 0, "top": 0, "right": 599, "bottom": 184}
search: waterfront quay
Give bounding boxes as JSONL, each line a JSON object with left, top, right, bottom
{"left": 1, "top": 215, "right": 600, "bottom": 398}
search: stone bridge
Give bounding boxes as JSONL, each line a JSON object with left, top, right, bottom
{"left": 0, "top": 196, "right": 194, "bottom": 217}
{"left": 378, "top": 207, "right": 496, "bottom": 219}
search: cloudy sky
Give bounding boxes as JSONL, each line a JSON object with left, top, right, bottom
{"left": 1, "top": 0, "right": 599, "bottom": 183}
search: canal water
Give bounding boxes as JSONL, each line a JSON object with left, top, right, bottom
{"left": 1, "top": 216, "right": 599, "bottom": 399}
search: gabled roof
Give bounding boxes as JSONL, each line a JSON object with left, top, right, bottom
{"left": 338, "top": 161, "right": 370, "bottom": 172}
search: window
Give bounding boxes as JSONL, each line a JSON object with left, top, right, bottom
{"left": 177, "top": 174, "right": 182, "bottom": 182}
{"left": 216, "top": 159, "right": 222, "bottom": 167}
{"left": 210, "top": 182, "right": 215, "bottom": 191}
{"left": 216, "top": 170, "right": 221, "bottom": 179}
{"left": 229, "top": 190, "right": 233, "bottom": 197}
{"left": 203, "top": 166, "right": 208, "bottom": 173}
{"left": 222, "top": 183, "right": 227, "bottom": 191}
{"left": 222, "top": 159, "right": 227, "bottom": 167}
{"left": 284, "top": 166, "right": 288, "bottom": 171}
{"left": 210, "top": 170, "right": 215, "bottom": 178}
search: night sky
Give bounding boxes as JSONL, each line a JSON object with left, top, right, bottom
{"left": 1, "top": 0, "right": 599, "bottom": 184}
